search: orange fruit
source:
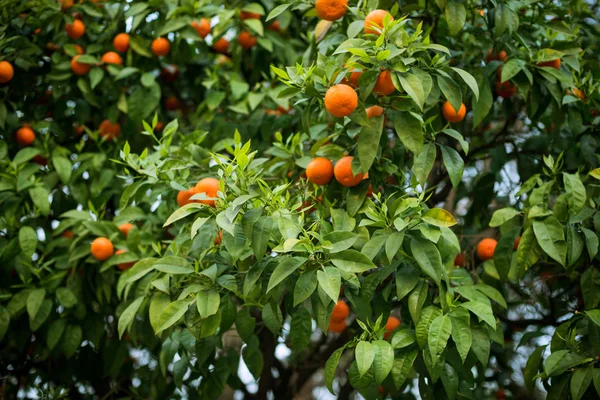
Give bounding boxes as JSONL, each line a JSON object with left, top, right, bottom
{"left": 155, "top": 121, "right": 165, "bottom": 131}
{"left": 477, "top": 238, "right": 497, "bottom": 261}
{"left": 315, "top": 0, "right": 348, "bottom": 21}
{"left": 537, "top": 59, "right": 560, "bottom": 69}
{"left": 101, "top": 51, "right": 122, "bottom": 65}
{"left": 98, "top": 119, "right": 120, "bottom": 141}
{"left": 384, "top": 316, "right": 401, "bottom": 339}
{"left": 495, "top": 80, "right": 517, "bottom": 99}
{"left": 364, "top": 9, "right": 393, "bottom": 35}
{"left": 34, "top": 28, "right": 42, "bottom": 35}
{"left": 59, "top": 0, "right": 74, "bottom": 11}
{"left": 334, "top": 156, "right": 364, "bottom": 187}
{"left": 33, "top": 155, "right": 47, "bottom": 165}
{"left": 164, "top": 96, "right": 181, "bottom": 111}
{"left": 240, "top": 11, "right": 261, "bottom": 20}
{"left": 442, "top": 101, "right": 466, "bottom": 123}
{"left": 331, "top": 300, "right": 350, "bottom": 321}
{"left": 194, "top": 178, "right": 220, "bottom": 207}
{"left": 161, "top": 64, "right": 179, "bottom": 82}
{"left": 328, "top": 319, "right": 347, "bottom": 333}
{"left": 267, "top": 20, "right": 281, "bottom": 32}
{"left": 373, "top": 71, "right": 395, "bottom": 96}
{"left": 0, "top": 61, "right": 14, "bottom": 84}
{"left": 90, "top": 237, "right": 114, "bottom": 261}
{"left": 191, "top": 18, "right": 211, "bottom": 38}
{"left": 214, "top": 38, "right": 230, "bottom": 54}
{"left": 513, "top": 236, "right": 521, "bottom": 250}
{"left": 306, "top": 157, "right": 334, "bottom": 185}
{"left": 324, "top": 84, "right": 358, "bottom": 117}
{"left": 65, "top": 19, "right": 85, "bottom": 39}
{"left": 71, "top": 55, "right": 91, "bottom": 75}
{"left": 118, "top": 222, "right": 134, "bottom": 237}
{"left": 62, "top": 230, "right": 74, "bottom": 239}
{"left": 113, "top": 33, "right": 130, "bottom": 52}
{"left": 486, "top": 49, "right": 507, "bottom": 63}
{"left": 73, "top": 44, "right": 84, "bottom": 54}
{"left": 115, "top": 249, "right": 135, "bottom": 271}
{"left": 16, "top": 126, "right": 35, "bottom": 146}
{"left": 478, "top": 9, "right": 485, "bottom": 17}
{"left": 215, "top": 230, "right": 223, "bottom": 245}
{"left": 454, "top": 253, "right": 465, "bottom": 267}
{"left": 177, "top": 188, "right": 196, "bottom": 207}
{"left": 151, "top": 38, "right": 170, "bottom": 56}
{"left": 366, "top": 105, "right": 384, "bottom": 118}
{"left": 238, "top": 31, "right": 257, "bottom": 49}
{"left": 567, "top": 88, "right": 585, "bottom": 101}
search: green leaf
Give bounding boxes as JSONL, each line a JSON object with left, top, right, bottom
{"left": 46, "top": 318, "right": 67, "bottom": 351}
{"left": 317, "top": 267, "right": 341, "bottom": 303}
{"left": 196, "top": 290, "right": 220, "bottom": 319}
{"left": 392, "top": 111, "right": 423, "bottom": 154}
{"left": 428, "top": 315, "right": 452, "bottom": 364}
{"left": 156, "top": 298, "right": 194, "bottom": 333}
{"left": 290, "top": 308, "right": 311, "bottom": 351}
{"left": 391, "top": 329, "right": 416, "bottom": 348}
{"left": 450, "top": 310, "right": 471, "bottom": 363}
{"left": 571, "top": 366, "right": 594, "bottom": 400}
{"left": 544, "top": 350, "right": 592, "bottom": 377}
{"left": 460, "top": 301, "right": 496, "bottom": 329}
{"left": 266, "top": 4, "right": 290, "bottom": 21}
{"left": 490, "top": 208, "right": 521, "bottom": 227}
{"left": 89, "top": 67, "right": 104, "bottom": 89}
{"left": 29, "top": 299, "right": 51, "bottom": 332}
{"left": 372, "top": 340, "right": 394, "bottom": 384}
{"left": 358, "top": 116, "right": 384, "bottom": 171}
{"left": 500, "top": 59, "right": 526, "bottom": 83}
{"left": 330, "top": 250, "right": 376, "bottom": 273}
{"left": 517, "top": 226, "right": 541, "bottom": 271}
{"left": 586, "top": 310, "right": 600, "bottom": 327}
{"left": 159, "top": 18, "right": 189, "bottom": 36}
{"left": 445, "top": 1, "right": 466, "bottom": 35}
{"left": 149, "top": 293, "right": 170, "bottom": 333}
{"left": 252, "top": 216, "right": 272, "bottom": 261}
{"left": 323, "top": 231, "right": 358, "bottom": 253}
{"left": 568, "top": 225, "right": 585, "bottom": 266}
{"left": 242, "top": 337, "right": 264, "bottom": 379}
{"left": 236, "top": 308, "right": 256, "bottom": 343}
{"left": 473, "top": 71, "right": 493, "bottom": 127}
{"left": 294, "top": 269, "right": 318, "bottom": 306}
{"left": 437, "top": 75, "right": 462, "bottom": 113}
{"left": 442, "top": 129, "right": 469, "bottom": 155}
{"left": 118, "top": 297, "right": 144, "bottom": 338}
{"left": 26, "top": 288, "right": 45, "bottom": 320}
{"left": 524, "top": 346, "right": 546, "bottom": 394}
{"left": 408, "top": 281, "right": 428, "bottom": 324}
{"left": 533, "top": 217, "right": 566, "bottom": 267}
{"left": 262, "top": 300, "right": 283, "bottom": 335}
{"left": 582, "top": 228, "right": 599, "bottom": 260}
{"left": 440, "top": 363, "right": 459, "bottom": 400}
{"left": 391, "top": 348, "right": 418, "bottom": 389}
{"left": 471, "top": 325, "right": 490, "bottom": 366}
{"left": 386, "top": 232, "right": 404, "bottom": 263}
{"left": 422, "top": 208, "right": 457, "bottom": 227}
{"left": 0, "top": 307, "right": 9, "bottom": 342}
{"left": 396, "top": 264, "right": 420, "bottom": 300}
{"left": 61, "top": 324, "right": 82, "bottom": 359}
{"left": 410, "top": 238, "right": 442, "bottom": 284}
{"left": 18, "top": 226, "right": 37, "bottom": 258}
{"left": 56, "top": 287, "right": 77, "bottom": 308}
{"left": 355, "top": 341, "right": 375, "bottom": 378}
{"left": 495, "top": 3, "right": 519, "bottom": 36}
{"left": 451, "top": 67, "right": 479, "bottom": 100}
{"left": 563, "top": 173, "right": 586, "bottom": 215}
{"left": 440, "top": 145, "right": 464, "bottom": 188}
{"left": 398, "top": 73, "right": 425, "bottom": 110}
{"left": 13, "top": 147, "right": 40, "bottom": 166}
{"left": 416, "top": 306, "right": 442, "bottom": 348}
{"left": 154, "top": 256, "right": 194, "bottom": 274}
{"left": 267, "top": 257, "right": 307, "bottom": 292}
{"left": 52, "top": 155, "right": 72, "bottom": 184}
{"left": 325, "top": 347, "right": 344, "bottom": 394}
{"left": 29, "top": 186, "right": 50, "bottom": 216}
{"left": 414, "top": 143, "right": 436, "bottom": 186}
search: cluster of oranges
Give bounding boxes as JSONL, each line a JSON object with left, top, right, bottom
{"left": 454, "top": 236, "right": 521, "bottom": 267}
{"left": 176, "top": 177, "right": 221, "bottom": 207}
{"left": 328, "top": 299, "right": 402, "bottom": 340}
{"left": 88, "top": 222, "right": 135, "bottom": 270}
{"left": 305, "top": 155, "right": 366, "bottom": 188}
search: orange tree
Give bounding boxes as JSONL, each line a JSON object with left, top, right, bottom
{"left": 1, "top": 0, "right": 600, "bottom": 399}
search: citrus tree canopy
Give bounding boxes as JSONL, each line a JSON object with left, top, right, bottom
{"left": 1, "top": 0, "right": 600, "bottom": 399}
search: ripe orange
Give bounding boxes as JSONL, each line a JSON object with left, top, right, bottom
{"left": 365, "top": 105, "right": 384, "bottom": 118}
{"left": 16, "top": 126, "right": 35, "bottom": 146}
{"left": 384, "top": 316, "right": 401, "bottom": 339}
{"left": 328, "top": 319, "right": 347, "bottom": 333}
{"left": 73, "top": 44, "right": 84, "bottom": 54}
{"left": 306, "top": 157, "right": 334, "bottom": 185}
{"left": 334, "top": 156, "right": 364, "bottom": 187}
{"left": 101, "top": 51, "right": 122, "bottom": 65}
{"left": 194, "top": 177, "right": 220, "bottom": 207}
{"left": 113, "top": 33, "right": 130, "bottom": 52}
{"left": 267, "top": 20, "right": 281, "bottom": 32}
{"left": 454, "top": 253, "right": 465, "bottom": 267}
{"left": 0, "top": 61, "right": 14, "bottom": 84}
{"left": 115, "top": 249, "right": 135, "bottom": 270}
{"left": 118, "top": 222, "right": 134, "bottom": 237}
{"left": 478, "top": 9, "right": 485, "bottom": 17}
{"left": 161, "top": 64, "right": 179, "bottom": 82}
{"left": 151, "top": 38, "right": 170, "bottom": 56}
{"left": 62, "top": 230, "right": 74, "bottom": 239}
{"left": 486, "top": 49, "right": 507, "bottom": 63}
{"left": 238, "top": 31, "right": 257, "bottom": 49}
{"left": 71, "top": 55, "right": 91, "bottom": 75}
{"left": 155, "top": 121, "right": 165, "bottom": 131}
{"left": 59, "top": 0, "right": 74, "bottom": 11}
{"left": 495, "top": 80, "right": 517, "bottom": 99}
{"left": 215, "top": 230, "right": 223, "bottom": 245}
{"left": 65, "top": 19, "right": 85, "bottom": 39}
{"left": 537, "top": 59, "right": 560, "bottom": 69}
{"left": 514, "top": 236, "right": 521, "bottom": 250}
{"left": 177, "top": 188, "right": 196, "bottom": 207}
{"left": 214, "top": 38, "right": 230, "bottom": 54}
{"left": 324, "top": 84, "right": 358, "bottom": 117}
{"left": 331, "top": 300, "right": 350, "bottom": 321}
{"left": 33, "top": 155, "right": 47, "bottom": 165}
{"left": 364, "top": 9, "right": 393, "bottom": 35}
{"left": 442, "top": 101, "right": 466, "bottom": 123}
{"left": 315, "top": 0, "right": 348, "bottom": 21}
{"left": 567, "top": 88, "right": 585, "bottom": 101}
{"left": 477, "top": 238, "right": 497, "bottom": 261}
{"left": 373, "top": 71, "right": 395, "bottom": 95}
{"left": 164, "top": 96, "right": 181, "bottom": 111}
{"left": 98, "top": 119, "right": 120, "bottom": 141}
{"left": 240, "top": 11, "right": 261, "bottom": 20}
{"left": 90, "top": 237, "right": 114, "bottom": 261}
{"left": 191, "top": 18, "right": 211, "bottom": 38}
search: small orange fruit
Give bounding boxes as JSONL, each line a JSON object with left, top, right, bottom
{"left": 194, "top": 178, "right": 220, "bottom": 207}
{"left": 477, "top": 238, "right": 497, "bottom": 261}
{"left": 334, "top": 156, "right": 364, "bottom": 187}
{"left": 161, "top": 64, "right": 179, "bottom": 82}
{"left": 90, "top": 237, "right": 114, "bottom": 261}
{"left": 373, "top": 71, "right": 395, "bottom": 96}
{"left": 151, "top": 38, "right": 170, "bottom": 56}
{"left": 65, "top": 19, "right": 85, "bottom": 39}
{"left": 213, "top": 38, "right": 230, "bottom": 54}
{"left": 238, "top": 31, "right": 257, "bottom": 49}
{"left": 59, "top": 0, "right": 74, "bottom": 11}
{"left": 364, "top": 9, "right": 393, "bottom": 35}
{"left": 98, "top": 119, "right": 120, "bottom": 141}
{"left": 442, "top": 101, "right": 466, "bottom": 123}
{"left": 0, "top": 61, "right": 14, "bottom": 84}
{"left": 164, "top": 96, "right": 181, "bottom": 111}
{"left": 328, "top": 319, "right": 347, "bottom": 333}
{"left": 306, "top": 157, "right": 334, "bottom": 185}
{"left": 324, "top": 84, "right": 358, "bottom": 117}
{"left": 454, "top": 253, "right": 465, "bottom": 267}
{"left": 486, "top": 49, "right": 508, "bottom": 63}
{"left": 16, "top": 126, "right": 35, "bottom": 146}
{"left": 315, "top": 0, "right": 348, "bottom": 21}
{"left": 384, "top": 316, "right": 401, "bottom": 339}
{"left": 101, "top": 51, "right": 122, "bottom": 65}
{"left": 155, "top": 121, "right": 165, "bottom": 131}
{"left": 331, "top": 300, "right": 350, "bottom": 321}
{"left": 537, "top": 59, "right": 560, "bottom": 69}
{"left": 71, "top": 55, "right": 91, "bottom": 75}
{"left": 567, "top": 88, "right": 585, "bottom": 101}
{"left": 33, "top": 155, "right": 47, "bottom": 165}
{"left": 365, "top": 105, "right": 384, "bottom": 118}
{"left": 495, "top": 80, "right": 517, "bottom": 99}
{"left": 118, "top": 222, "right": 134, "bottom": 237}
{"left": 115, "top": 249, "right": 135, "bottom": 271}
{"left": 113, "top": 33, "right": 130, "bottom": 52}
{"left": 267, "top": 20, "right": 281, "bottom": 32}
{"left": 62, "top": 230, "right": 74, "bottom": 239}
{"left": 177, "top": 188, "right": 196, "bottom": 207}
{"left": 215, "top": 230, "right": 223, "bottom": 245}
{"left": 240, "top": 11, "right": 261, "bottom": 20}
{"left": 73, "top": 44, "right": 84, "bottom": 54}
{"left": 514, "top": 236, "right": 521, "bottom": 250}
{"left": 191, "top": 18, "right": 211, "bottom": 38}
{"left": 478, "top": 9, "right": 485, "bottom": 17}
